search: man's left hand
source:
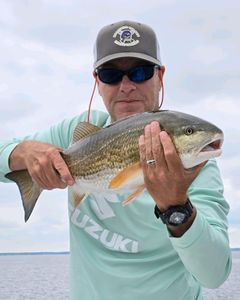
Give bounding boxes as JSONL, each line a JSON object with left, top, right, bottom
{"left": 138, "top": 121, "right": 206, "bottom": 212}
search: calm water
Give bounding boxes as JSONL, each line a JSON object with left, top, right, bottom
{"left": 0, "top": 252, "right": 239, "bottom": 300}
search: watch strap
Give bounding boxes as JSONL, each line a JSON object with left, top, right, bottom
{"left": 154, "top": 198, "right": 193, "bottom": 225}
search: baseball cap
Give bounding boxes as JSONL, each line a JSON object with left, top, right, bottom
{"left": 93, "top": 20, "right": 162, "bottom": 69}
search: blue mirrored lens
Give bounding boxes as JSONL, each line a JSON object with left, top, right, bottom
{"left": 97, "top": 65, "right": 156, "bottom": 84}
{"left": 98, "top": 69, "right": 123, "bottom": 84}
{"left": 130, "top": 67, "right": 146, "bottom": 82}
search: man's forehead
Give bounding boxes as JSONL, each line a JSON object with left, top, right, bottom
{"left": 101, "top": 57, "right": 150, "bottom": 68}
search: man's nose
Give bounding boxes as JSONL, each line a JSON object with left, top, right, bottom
{"left": 119, "top": 75, "right": 136, "bottom": 93}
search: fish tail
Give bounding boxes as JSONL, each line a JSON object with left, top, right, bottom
{"left": 5, "top": 170, "right": 42, "bottom": 222}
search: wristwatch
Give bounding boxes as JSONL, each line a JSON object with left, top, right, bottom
{"left": 154, "top": 199, "right": 194, "bottom": 226}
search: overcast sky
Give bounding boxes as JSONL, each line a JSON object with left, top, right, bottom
{"left": 0, "top": 0, "right": 239, "bottom": 252}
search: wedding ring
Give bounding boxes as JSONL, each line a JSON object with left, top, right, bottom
{"left": 146, "top": 159, "right": 156, "bottom": 166}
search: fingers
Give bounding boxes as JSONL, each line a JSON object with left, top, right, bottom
{"left": 139, "top": 121, "right": 167, "bottom": 170}
{"left": 25, "top": 142, "right": 75, "bottom": 190}
{"left": 160, "top": 131, "right": 208, "bottom": 174}
{"left": 139, "top": 121, "right": 208, "bottom": 174}
{"left": 159, "top": 131, "right": 181, "bottom": 170}
{"left": 52, "top": 151, "right": 75, "bottom": 185}
{"left": 44, "top": 150, "right": 74, "bottom": 189}
{"left": 151, "top": 122, "right": 165, "bottom": 167}
{"left": 143, "top": 124, "right": 153, "bottom": 163}
{"left": 29, "top": 157, "right": 70, "bottom": 190}
{"left": 139, "top": 122, "right": 208, "bottom": 209}
{"left": 139, "top": 134, "right": 146, "bottom": 163}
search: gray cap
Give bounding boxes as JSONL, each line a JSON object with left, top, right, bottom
{"left": 93, "top": 20, "right": 162, "bottom": 69}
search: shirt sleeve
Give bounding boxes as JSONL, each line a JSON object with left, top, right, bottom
{"left": 170, "top": 159, "right": 232, "bottom": 288}
{"left": 0, "top": 110, "right": 109, "bottom": 182}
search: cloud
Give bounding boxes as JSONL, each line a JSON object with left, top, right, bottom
{"left": 0, "top": 1, "right": 16, "bottom": 27}
{"left": 0, "top": 187, "right": 69, "bottom": 252}
{"left": 219, "top": 157, "right": 240, "bottom": 186}
{"left": 0, "top": 0, "right": 239, "bottom": 252}
{"left": 0, "top": 28, "right": 96, "bottom": 138}
{"left": 1, "top": 94, "right": 36, "bottom": 121}
{"left": 221, "top": 177, "right": 240, "bottom": 210}
{"left": 229, "top": 227, "right": 240, "bottom": 249}
{"left": 190, "top": 45, "right": 226, "bottom": 65}
{"left": 174, "top": 4, "right": 239, "bottom": 45}
{"left": 161, "top": 4, "right": 240, "bottom": 104}
{"left": 166, "top": 94, "right": 240, "bottom": 132}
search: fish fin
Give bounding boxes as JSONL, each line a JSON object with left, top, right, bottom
{"left": 72, "top": 122, "right": 101, "bottom": 144}
{"left": 122, "top": 185, "right": 146, "bottom": 206}
{"left": 72, "top": 191, "right": 86, "bottom": 208}
{"left": 109, "top": 162, "right": 142, "bottom": 189}
{"left": 5, "top": 170, "right": 42, "bottom": 222}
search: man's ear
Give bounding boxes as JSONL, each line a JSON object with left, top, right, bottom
{"left": 92, "top": 70, "right": 97, "bottom": 80}
{"left": 93, "top": 71, "right": 101, "bottom": 96}
{"left": 158, "top": 66, "right": 165, "bottom": 80}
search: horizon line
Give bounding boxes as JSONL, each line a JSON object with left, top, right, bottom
{"left": 0, "top": 248, "right": 240, "bottom": 256}
{"left": 0, "top": 251, "right": 70, "bottom": 256}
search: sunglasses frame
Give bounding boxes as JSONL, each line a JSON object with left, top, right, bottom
{"left": 95, "top": 64, "right": 160, "bottom": 85}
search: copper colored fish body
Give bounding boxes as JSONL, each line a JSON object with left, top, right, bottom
{"left": 5, "top": 110, "right": 224, "bottom": 221}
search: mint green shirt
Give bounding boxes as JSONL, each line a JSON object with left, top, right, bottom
{"left": 0, "top": 110, "right": 232, "bottom": 300}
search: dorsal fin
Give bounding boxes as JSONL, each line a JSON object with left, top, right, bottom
{"left": 72, "top": 122, "right": 101, "bottom": 144}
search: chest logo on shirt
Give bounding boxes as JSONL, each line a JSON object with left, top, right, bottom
{"left": 70, "top": 207, "right": 139, "bottom": 253}
{"left": 89, "top": 192, "right": 120, "bottom": 220}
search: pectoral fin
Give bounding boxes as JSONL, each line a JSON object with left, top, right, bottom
{"left": 109, "top": 162, "right": 144, "bottom": 205}
{"left": 5, "top": 170, "right": 42, "bottom": 222}
{"left": 122, "top": 185, "right": 146, "bottom": 205}
{"left": 109, "top": 162, "right": 142, "bottom": 189}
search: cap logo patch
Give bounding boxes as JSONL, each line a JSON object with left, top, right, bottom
{"left": 113, "top": 26, "right": 140, "bottom": 47}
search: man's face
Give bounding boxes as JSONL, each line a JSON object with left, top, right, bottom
{"left": 95, "top": 58, "right": 165, "bottom": 122}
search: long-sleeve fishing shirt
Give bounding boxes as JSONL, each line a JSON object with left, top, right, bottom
{"left": 0, "top": 110, "right": 232, "bottom": 300}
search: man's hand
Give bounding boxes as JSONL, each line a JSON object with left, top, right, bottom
{"left": 138, "top": 122, "right": 206, "bottom": 236}
{"left": 9, "top": 140, "right": 75, "bottom": 190}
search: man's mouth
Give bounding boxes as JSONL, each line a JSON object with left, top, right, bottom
{"left": 116, "top": 99, "right": 142, "bottom": 103}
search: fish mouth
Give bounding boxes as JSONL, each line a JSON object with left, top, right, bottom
{"left": 199, "top": 134, "right": 224, "bottom": 154}
{"left": 181, "top": 133, "right": 224, "bottom": 169}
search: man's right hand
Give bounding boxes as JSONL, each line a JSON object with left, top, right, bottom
{"left": 9, "top": 140, "right": 75, "bottom": 190}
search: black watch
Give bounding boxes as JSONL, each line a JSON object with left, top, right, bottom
{"left": 154, "top": 199, "right": 193, "bottom": 226}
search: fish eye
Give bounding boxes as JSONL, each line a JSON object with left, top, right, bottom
{"left": 184, "top": 126, "right": 194, "bottom": 135}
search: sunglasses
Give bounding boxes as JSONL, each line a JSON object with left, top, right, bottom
{"left": 96, "top": 65, "right": 159, "bottom": 85}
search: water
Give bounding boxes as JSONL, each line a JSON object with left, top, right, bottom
{"left": 203, "top": 251, "right": 240, "bottom": 300}
{"left": 0, "top": 252, "right": 239, "bottom": 300}
{"left": 0, "top": 254, "right": 69, "bottom": 300}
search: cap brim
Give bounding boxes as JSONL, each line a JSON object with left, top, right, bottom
{"left": 94, "top": 52, "right": 162, "bottom": 69}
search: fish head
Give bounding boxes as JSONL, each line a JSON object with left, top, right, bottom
{"left": 160, "top": 111, "right": 224, "bottom": 169}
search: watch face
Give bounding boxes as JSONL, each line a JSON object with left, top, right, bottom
{"left": 154, "top": 200, "right": 193, "bottom": 226}
{"left": 169, "top": 212, "right": 187, "bottom": 225}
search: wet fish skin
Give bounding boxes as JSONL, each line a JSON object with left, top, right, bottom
{"left": 5, "top": 110, "right": 224, "bottom": 221}
{"left": 63, "top": 110, "right": 223, "bottom": 179}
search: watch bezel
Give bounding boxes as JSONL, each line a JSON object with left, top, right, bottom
{"left": 154, "top": 199, "right": 193, "bottom": 226}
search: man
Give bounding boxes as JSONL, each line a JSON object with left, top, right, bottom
{"left": 0, "top": 20, "right": 231, "bottom": 300}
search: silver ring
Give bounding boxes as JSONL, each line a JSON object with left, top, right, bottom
{"left": 146, "top": 159, "right": 156, "bottom": 166}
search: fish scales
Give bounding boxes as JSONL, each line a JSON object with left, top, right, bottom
{"left": 63, "top": 124, "right": 142, "bottom": 179}
{"left": 5, "top": 110, "right": 224, "bottom": 221}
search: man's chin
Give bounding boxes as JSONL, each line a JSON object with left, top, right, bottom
{"left": 113, "top": 110, "right": 144, "bottom": 122}
{"left": 112, "top": 102, "right": 146, "bottom": 121}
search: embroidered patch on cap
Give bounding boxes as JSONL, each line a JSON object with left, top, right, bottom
{"left": 113, "top": 26, "right": 140, "bottom": 47}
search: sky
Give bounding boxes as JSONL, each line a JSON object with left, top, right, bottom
{"left": 0, "top": 0, "right": 239, "bottom": 252}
